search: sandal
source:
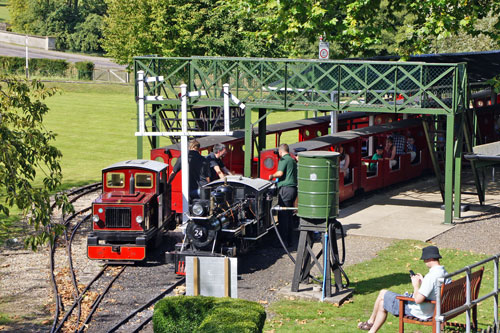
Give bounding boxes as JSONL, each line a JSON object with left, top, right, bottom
{"left": 358, "top": 321, "right": 373, "bottom": 330}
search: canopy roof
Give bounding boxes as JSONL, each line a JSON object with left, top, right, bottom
{"left": 367, "top": 50, "right": 500, "bottom": 84}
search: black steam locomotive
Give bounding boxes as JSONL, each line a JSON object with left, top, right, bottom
{"left": 169, "top": 176, "right": 277, "bottom": 274}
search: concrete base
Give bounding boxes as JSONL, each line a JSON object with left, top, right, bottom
{"left": 277, "top": 284, "right": 353, "bottom": 305}
{"left": 440, "top": 204, "right": 470, "bottom": 212}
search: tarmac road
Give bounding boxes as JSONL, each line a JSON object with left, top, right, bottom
{"left": 0, "top": 41, "right": 125, "bottom": 69}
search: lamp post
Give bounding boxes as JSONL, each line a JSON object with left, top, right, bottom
{"left": 25, "top": 35, "right": 29, "bottom": 79}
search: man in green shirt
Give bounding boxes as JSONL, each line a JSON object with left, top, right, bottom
{"left": 269, "top": 143, "right": 297, "bottom": 247}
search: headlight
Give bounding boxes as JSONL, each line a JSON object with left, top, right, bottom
{"left": 192, "top": 203, "right": 204, "bottom": 216}
{"left": 92, "top": 214, "right": 99, "bottom": 223}
{"left": 136, "top": 216, "right": 144, "bottom": 223}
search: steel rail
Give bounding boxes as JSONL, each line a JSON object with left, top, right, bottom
{"left": 106, "top": 277, "right": 186, "bottom": 333}
{"left": 53, "top": 265, "right": 108, "bottom": 333}
{"left": 77, "top": 266, "right": 127, "bottom": 333}
{"left": 49, "top": 183, "right": 103, "bottom": 332}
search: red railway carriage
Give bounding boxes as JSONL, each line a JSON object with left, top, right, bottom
{"left": 151, "top": 112, "right": 368, "bottom": 214}
{"left": 87, "top": 160, "right": 173, "bottom": 262}
{"left": 152, "top": 111, "right": 420, "bottom": 216}
{"left": 471, "top": 90, "right": 500, "bottom": 143}
{"left": 261, "top": 118, "right": 429, "bottom": 202}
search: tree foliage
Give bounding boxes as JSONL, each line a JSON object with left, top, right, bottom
{"left": 233, "top": 0, "right": 500, "bottom": 58}
{"left": 9, "top": 0, "right": 106, "bottom": 52}
{"left": 102, "top": 0, "right": 285, "bottom": 66}
{"left": 0, "top": 76, "right": 72, "bottom": 250}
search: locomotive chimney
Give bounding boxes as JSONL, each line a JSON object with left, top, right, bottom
{"left": 129, "top": 174, "right": 135, "bottom": 194}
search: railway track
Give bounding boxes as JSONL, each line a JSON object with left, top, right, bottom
{"left": 106, "top": 277, "right": 185, "bottom": 333}
{"left": 48, "top": 182, "right": 106, "bottom": 332}
{"left": 47, "top": 182, "right": 184, "bottom": 332}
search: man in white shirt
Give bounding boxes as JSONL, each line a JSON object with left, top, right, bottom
{"left": 357, "top": 246, "right": 448, "bottom": 332}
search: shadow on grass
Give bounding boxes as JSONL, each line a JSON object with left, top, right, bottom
{"left": 351, "top": 272, "right": 410, "bottom": 295}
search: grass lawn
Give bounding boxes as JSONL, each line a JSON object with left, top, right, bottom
{"left": 265, "top": 240, "right": 496, "bottom": 332}
{"left": 0, "top": 0, "right": 9, "bottom": 23}
{"left": 41, "top": 82, "right": 305, "bottom": 186}
{"left": 42, "top": 82, "right": 140, "bottom": 187}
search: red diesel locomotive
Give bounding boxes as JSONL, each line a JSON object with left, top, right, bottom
{"left": 87, "top": 160, "right": 174, "bottom": 262}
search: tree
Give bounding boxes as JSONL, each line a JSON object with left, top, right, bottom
{"left": 102, "top": 0, "right": 285, "bottom": 66}
{"left": 234, "top": 0, "right": 500, "bottom": 58}
{"left": 0, "top": 76, "right": 72, "bottom": 250}
{"left": 428, "top": 12, "right": 499, "bottom": 54}
{"left": 9, "top": 0, "right": 107, "bottom": 52}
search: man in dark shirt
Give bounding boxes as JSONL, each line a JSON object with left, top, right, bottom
{"left": 269, "top": 143, "right": 298, "bottom": 247}
{"left": 206, "top": 143, "right": 232, "bottom": 181}
{"left": 168, "top": 139, "right": 210, "bottom": 199}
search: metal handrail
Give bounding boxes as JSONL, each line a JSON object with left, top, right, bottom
{"left": 435, "top": 254, "right": 500, "bottom": 333}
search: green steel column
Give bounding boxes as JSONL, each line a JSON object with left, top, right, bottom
{"left": 257, "top": 108, "right": 267, "bottom": 178}
{"left": 444, "top": 114, "right": 455, "bottom": 224}
{"left": 473, "top": 110, "right": 478, "bottom": 146}
{"left": 152, "top": 60, "right": 160, "bottom": 148}
{"left": 244, "top": 108, "right": 253, "bottom": 177}
{"left": 258, "top": 108, "right": 267, "bottom": 151}
{"left": 453, "top": 114, "right": 464, "bottom": 218}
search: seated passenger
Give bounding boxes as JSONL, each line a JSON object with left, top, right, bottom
{"left": 357, "top": 246, "right": 450, "bottom": 332}
{"left": 384, "top": 137, "right": 397, "bottom": 169}
{"left": 407, "top": 136, "right": 417, "bottom": 162}
{"left": 338, "top": 145, "right": 350, "bottom": 180}
{"left": 391, "top": 132, "right": 406, "bottom": 155}
{"left": 369, "top": 145, "right": 384, "bottom": 173}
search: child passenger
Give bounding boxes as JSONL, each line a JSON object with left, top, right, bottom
{"left": 369, "top": 145, "right": 384, "bottom": 172}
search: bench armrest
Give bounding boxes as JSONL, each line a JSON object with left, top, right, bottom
{"left": 396, "top": 296, "right": 436, "bottom": 304}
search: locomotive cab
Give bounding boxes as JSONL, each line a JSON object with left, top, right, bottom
{"left": 87, "top": 160, "right": 172, "bottom": 262}
{"left": 184, "top": 176, "right": 275, "bottom": 256}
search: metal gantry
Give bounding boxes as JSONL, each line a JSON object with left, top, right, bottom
{"left": 134, "top": 56, "right": 469, "bottom": 224}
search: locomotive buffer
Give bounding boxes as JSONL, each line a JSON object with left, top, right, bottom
{"left": 290, "top": 151, "right": 352, "bottom": 303}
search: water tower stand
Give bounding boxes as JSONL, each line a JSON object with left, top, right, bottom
{"left": 290, "top": 218, "right": 353, "bottom": 304}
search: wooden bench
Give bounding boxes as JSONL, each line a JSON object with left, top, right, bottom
{"left": 397, "top": 267, "right": 484, "bottom": 332}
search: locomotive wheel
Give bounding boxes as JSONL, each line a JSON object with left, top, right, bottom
{"left": 186, "top": 222, "right": 216, "bottom": 249}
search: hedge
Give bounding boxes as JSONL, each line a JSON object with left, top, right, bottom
{"left": 153, "top": 296, "right": 266, "bottom": 333}
{"left": 0, "top": 56, "right": 69, "bottom": 76}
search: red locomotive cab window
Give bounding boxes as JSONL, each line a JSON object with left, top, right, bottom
{"left": 154, "top": 156, "right": 165, "bottom": 163}
{"left": 106, "top": 173, "right": 125, "bottom": 188}
{"left": 136, "top": 173, "right": 154, "bottom": 188}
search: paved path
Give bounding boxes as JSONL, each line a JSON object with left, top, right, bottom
{"left": 339, "top": 173, "right": 500, "bottom": 242}
{"left": 0, "top": 41, "right": 125, "bottom": 69}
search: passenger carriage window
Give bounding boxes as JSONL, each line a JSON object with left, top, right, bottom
{"left": 136, "top": 173, "right": 153, "bottom": 188}
{"left": 106, "top": 173, "right": 124, "bottom": 188}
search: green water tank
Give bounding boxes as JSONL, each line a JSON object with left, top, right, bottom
{"left": 297, "top": 151, "right": 340, "bottom": 219}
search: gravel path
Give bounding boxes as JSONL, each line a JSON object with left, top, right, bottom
{"left": 237, "top": 234, "right": 394, "bottom": 305}
{"left": 431, "top": 206, "right": 500, "bottom": 255}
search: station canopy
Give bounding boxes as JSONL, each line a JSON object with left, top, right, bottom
{"left": 366, "top": 49, "right": 500, "bottom": 84}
